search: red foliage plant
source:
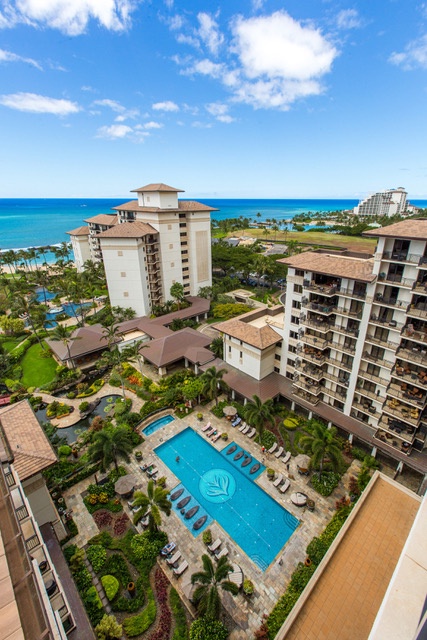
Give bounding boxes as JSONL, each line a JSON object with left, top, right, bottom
{"left": 113, "top": 513, "right": 129, "bottom": 536}
{"left": 93, "top": 510, "right": 113, "bottom": 528}
{"left": 147, "top": 568, "right": 172, "bottom": 640}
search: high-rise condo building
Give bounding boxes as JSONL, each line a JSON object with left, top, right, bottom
{"left": 353, "top": 187, "right": 408, "bottom": 217}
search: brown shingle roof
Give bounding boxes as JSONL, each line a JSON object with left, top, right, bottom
{"left": 141, "top": 328, "right": 212, "bottom": 367}
{"left": 0, "top": 401, "right": 57, "bottom": 480}
{"left": 215, "top": 318, "right": 282, "bottom": 349}
{"left": 363, "top": 219, "right": 427, "bottom": 240}
{"left": 84, "top": 214, "right": 118, "bottom": 225}
{"left": 278, "top": 252, "right": 376, "bottom": 282}
{"left": 97, "top": 221, "right": 157, "bottom": 239}
{"left": 66, "top": 225, "right": 90, "bottom": 236}
{"left": 131, "top": 183, "right": 184, "bottom": 193}
{"left": 46, "top": 324, "right": 112, "bottom": 360}
{"left": 112, "top": 200, "right": 217, "bottom": 212}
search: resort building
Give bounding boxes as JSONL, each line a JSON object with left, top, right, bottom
{"left": 68, "top": 183, "right": 214, "bottom": 317}
{"left": 0, "top": 401, "right": 76, "bottom": 637}
{"left": 353, "top": 187, "right": 408, "bottom": 217}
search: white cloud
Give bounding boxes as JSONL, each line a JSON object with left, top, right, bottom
{"left": 390, "top": 35, "right": 427, "bottom": 70}
{"left": 176, "top": 32, "right": 200, "bottom": 48}
{"left": 168, "top": 14, "right": 184, "bottom": 31}
{"left": 336, "top": 9, "right": 362, "bottom": 30}
{"left": 187, "top": 58, "right": 223, "bottom": 78}
{"left": 0, "top": 47, "right": 42, "bottom": 69}
{"left": 94, "top": 98, "right": 139, "bottom": 120}
{"left": 152, "top": 100, "right": 179, "bottom": 111}
{"left": 142, "top": 121, "right": 163, "bottom": 129}
{"left": 197, "top": 12, "right": 223, "bottom": 55}
{"left": 0, "top": 0, "right": 139, "bottom": 35}
{"left": 206, "top": 102, "right": 235, "bottom": 123}
{"left": 0, "top": 92, "right": 79, "bottom": 115}
{"left": 96, "top": 124, "right": 133, "bottom": 139}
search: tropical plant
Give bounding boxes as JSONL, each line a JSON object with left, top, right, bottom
{"left": 131, "top": 479, "right": 171, "bottom": 532}
{"left": 200, "top": 366, "right": 228, "bottom": 406}
{"left": 190, "top": 553, "right": 238, "bottom": 619}
{"left": 88, "top": 426, "right": 134, "bottom": 472}
{"left": 210, "top": 336, "right": 224, "bottom": 359}
{"left": 170, "top": 282, "right": 185, "bottom": 309}
{"left": 299, "top": 421, "right": 343, "bottom": 477}
{"left": 95, "top": 614, "right": 123, "bottom": 640}
{"left": 244, "top": 394, "right": 275, "bottom": 442}
{"left": 189, "top": 617, "right": 228, "bottom": 640}
{"left": 49, "top": 324, "right": 79, "bottom": 370}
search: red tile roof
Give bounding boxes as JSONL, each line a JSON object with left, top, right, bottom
{"left": 84, "top": 214, "right": 118, "bottom": 226}
{"left": 278, "top": 252, "right": 376, "bottom": 282}
{"left": 141, "top": 328, "right": 212, "bottom": 367}
{"left": 131, "top": 183, "right": 184, "bottom": 192}
{"left": 363, "top": 219, "right": 427, "bottom": 240}
{"left": 96, "top": 221, "right": 157, "bottom": 239}
{"left": 66, "top": 225, "right": 90, "bottom": 236}
{"left": 112, "top": 200, "right": 217, "bottom": 212}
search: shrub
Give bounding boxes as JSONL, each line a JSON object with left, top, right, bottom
{"left": 87, "top": 544, "right": 107, "bottom": 572}
{"left": 130, "top": 531, "right": 165, "bottom": 562}
{"left": 73, "top": 566, "right": 93, "bottom": 593}
{"left": 113, "top": 513, "right": 130, "bottom": 537}
{"left": 122, "top": 589, "right": 156, "bottom": 636}
{"left": 283, "top": 417, "right": 299, "bottom": 430}
{"left": 101, "top": 575, "right": 120, "bottom": 601}
{"left": 67, "top": 391, "right": 76, "bottom": 399}
{"left": 101, "top": 554, "right": 131, "bottom": 587}
{"left": 260, "top": 430, "right": 276, "bottom": 450}
{"left": 95, "top": 614, "right": 123, "bottom": 640}
{"left": 58, "top": 445, "right": 72, "bottom": 457}
{"left": 310, "top": 471, "right": 341, "bottom": 496}
{"left": 88, "top": 531, "right": 113, "bottom": 548}
{"left": 113, "top": 575, "right": 146, "bottom": 613}
{"left": 202, "top": 529, "right": 212, "bottom": 545}
{"left": 93, "top": 510, "right": 113, "bottom": 528}
{"left": 63, "top": 544, "right": 78, "bottom": 564}
{"left": 189, "top": 617, "right": 228, "bottom": 640}
{"left": 306, "top": 536, "right": 329, "bottom": 565}
{"left": 79, "top": 401, "right": 90, "bottom": 412}
{"left": 170, "top": 587, "right": 188, "bottom": 640}
{"left": 243, "top": 579, "right": 254, "bottom": 595}
{"left": 83, "top": 586, "right": 104, "bottom": 626}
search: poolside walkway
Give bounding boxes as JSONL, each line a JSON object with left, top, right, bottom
{"left": 63, "top": 402, "right": 359, "bottom": 637}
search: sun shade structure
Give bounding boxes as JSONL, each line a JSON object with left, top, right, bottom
{"left": 114, "top": 474, "right": 136, "bottom": 496}
{"left": 294, "top": 454, "right": 311, "bottom": 471}
{"left": 223, "top": 406, "right": 238, "bottom": 417}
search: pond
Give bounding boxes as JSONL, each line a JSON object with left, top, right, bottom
{"left": 35, "top": 394, "right": 122, "bottom": 444}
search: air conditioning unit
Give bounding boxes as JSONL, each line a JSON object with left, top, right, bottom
{"left": 302, "top": 297, "right": 308, "bottom": 304}
{"left": 300, "top": 314, "right": 307, "bottom": 321}
{"left": 295, "top": 358, "right": 301, "bottom": 367}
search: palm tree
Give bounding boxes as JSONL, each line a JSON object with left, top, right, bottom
{"left": 201, "top": 366, "right": 227, "bottom": 406}
{"left": 49, "top": 324, "right": 78, "bottom": 369}
{"left": 170, "top": 282, "right": 185, "bottom": 310}
{"left": 131, "top": 479, "right": 171, "bottom": 531}
{"left": 299, "top": 421, "right": 343, "bottom": 477}
{"left": 88, "top": 426, "right": 134, "bottom": 472}
{"left": 191, "top": 554, "right": 238, "bottom": 618}
{"left": 122, "top": 340, "right": 146, "bottom": 376}
{"left": 244, "top": 395, "right": 275, "bottom": 442}
{"left": 210, "top": 336, "right": 223, "bottom": 359}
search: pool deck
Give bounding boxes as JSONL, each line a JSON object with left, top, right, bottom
{"left": 63, "top": 401, "right": 362, "bottom": 638}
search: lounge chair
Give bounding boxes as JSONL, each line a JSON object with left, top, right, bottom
{"left": 232, "top": 416, "right": 241, "bottom": 427}
{"left": 140, "top": 462, "right": 152, "bottom": 472}
{"left": 238, "top": 422, "right": 247, "bottom": 432}
{"left": 147, "top": 467, "right": 158, "bottom": 477}
{"left": 273, "top": 473, "right": 283, "bottom": 488}
{"left": 208, "top": 538, "right": 222, "bottom": 554}
{"left": 241, "top": 424, "right": 250, "bottom": 434}
{"left": 201, "top": 422, "right": 212, "bottom": 432}
{"left": 268, "top": 443, "right": 277, "bottom": 454}
{"left": 208, "top": 430, "right": 218, "bottom": 439}
{"left": 275, "top": 447, "right": 284, "bottom": 458}
{"left": 282, "top": 451, "right": 291, "bottom": 465}
{"left": 211, "top": 432, "right": 221, "bottom": 442}
{"left": 167, "top": 551, "right": 181, "bottom": 566}
{"left": 205, "top": 427, "right": 215, "bottom": 436}
{"left": 215, "top": 547, "right": 229, "bottom": 560}
{"left": 280, "top": 479, "right": 290, "bottom": 494}
{"left": 247, "top": 428, "right": 256, "bottom": 438}
{"left": 173, "top": 560, "right": 189, "bottom": 577}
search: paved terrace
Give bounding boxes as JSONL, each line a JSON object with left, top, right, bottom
{"left": 63, "top": 403, "right": 364, "bottom": 639}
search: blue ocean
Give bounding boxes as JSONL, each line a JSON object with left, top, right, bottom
{"left": 1, "top": 197, "right": 427, "bottom": 252}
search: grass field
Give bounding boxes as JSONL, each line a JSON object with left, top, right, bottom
{"left": 1, "top": 337, "right": 25, "bottom": 353}
{"left": 226, "top": 228, "right": 377, "bottom": 254}
{"left": 20, "top": 342, "right": 57, "bottom": 388}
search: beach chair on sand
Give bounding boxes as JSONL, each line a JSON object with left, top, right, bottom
{"left": 211, "top": 432, "right": 221, "bottom": 442}
{"left": 167, "top": 551, "right": 181, "bottom": 566}
{"left": 280, "top": 479, "right": 290, "bottom": 494}
{"left": 208, "top": 538, "right": 222, "bottom": 554}
{"left": 268, "top": 443, "right": 277, "bottom": 454}
{"left": 173, "top": 560, "right": 189, "bottom": 577}
{"left": 275, "top": 447, "right": 284, "bottom": 458}
{"left": 273, "top": 474, "right": 283, "bottom": 488}
{"left": 201, "top": 422, "right": 212, "bottom": 432}
{"left": 215, "top": 547, "right": 229, "bottom": 560}
{"left": 282, "top": 451, "right": 291, "bottom": 465}
{"left": 247, "top": 428, "right": 256, "bottom": 438}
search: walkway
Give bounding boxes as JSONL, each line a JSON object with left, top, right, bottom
{"left": 40, "top": 523, "right": 95, "bottom": 640}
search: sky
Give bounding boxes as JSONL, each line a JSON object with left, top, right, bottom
{"left": 1, "top": 0, "right": 427, "bottom": 199}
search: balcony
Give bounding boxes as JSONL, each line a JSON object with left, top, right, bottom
{"left": 387, "top": 382, "right": 426, "bottom": 407}
{"left": 396, "top": 347, "right": 427, "bottom": 365}
{"left": 402, "top": 327, "right": 427, "bottom": 345}
{"left": 292, "top": 385, "right": 320, "bottom": 406}
{"left": 378, "top": 273, "right": 413, "bottom": 288}
{"left": 383, "top": 400, "right": 421, "bottom": 426}
{"left": 329, "top": 340, "right": 356, "bottom": 355}
{"left": 407, "top": 304, "right": 427, "bottom": 320}
{"left": 375, "top": 428, "right": 412, "bottom": 454}
{"left": 336, "top": 287, "right": 366, "bottom": 300}
{"left": 364, "top": 334, "right": 399, "bottom": 351}
{"left": 380, "top": 251, "right": 421, "bottom": 264}
{"left": 293, "top": 376, "right": 322, "bottom": 395}
{"left": 373, "top": 295, "right": 406, "bottom": 309}
{"left": 301, "top": 365, "right": 324, "bottom": 381}
{"left": 392, "top": 365, "right": 427, "bottom": 389}
{"left": 322, "top": 386, "right": 347, "bottom": 402}
{"left": 412, "top": 280, "right": 427, "bottom": 294}
{"left": 356, "top": 384, "right": 384, "bottom": 401}
{"left": 304, "top": 302, "right": 337, "bottom": 315}
{"left": 334, "top": 306, "right": 363, "bottom": 320}
{"left": 299, "top": 334, "right": 330, "bottom": 350}
{"left": 323, "top": 370, "right": 349, "bottom": 387}
{"left": 300, "top": 317, "right": 333, "bottom": 333}
{"left": 304, "top": 282, "right": 338, "bottom": 296}
{"left": 361, "top": 351, "right": 394, "bottom": 369}
{"left": 418, "top": 256, "right": 427, "bottom": 269}
{"left": 352, "top": 400, "right": 378, "bottom": 416}
{"left": 330, "top": 324, "right": 359, "bottom": 338}
{"left": 327, "top": 356, "right": 353, "bottom": 371}
{"left": 358, "top": 370, "right": 388, "bottom": 386}
{"left": 377, "top": 416, "right": 416, "bottom": 442}
{"left": 369, "top": 315, "right": 403, "bottom": 331}
{"left": 300, "top": 349, "right": 328, "bottom": 365}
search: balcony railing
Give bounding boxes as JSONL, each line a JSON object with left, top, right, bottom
{"left": 334, "top": 306, "right": 363, "bottom": 319}
{"left": 330, "top": 324, "right": 359, "bottom": 338}
{"left": 322, "top": 370, "right": 349, "bottom": 386}
{"left": 300, "top": 317, "right": 333, "bottom": 333}
{"left": 361, "top": 351, "right": 394, "bottom": 369}
{"left": 322, "top": 386, "right": 347, "bottom": 402}
{"left": 303, "top": 282, "right": 338, "bottom": 296}
{"left": 418, "top": 256, "right": 427, "bottom": 267}
{"left": 369, "top": 315, "right": 403, "bottom": 330}
{"left": 402, "top": 328, "right": 427, "bottom": 345}
{"left": 301, "top": 366, "right": 324, "bottom": 381}
{"left": 337, "top": 287, "right": 367, "bottom": 300}
{"left": 304, "top": 302, "right": 337, "bottom": 315}
{"left": 358, "top": 370, "right": 388, "bottom": 386}
{"left": 292, "top": 386, "right": 320, "bottom": 405}
{"left": 379, "top": 274, "right": 414, "bottom": 288}
{"left": 352, "top": 400, "right": 378, "bottom": 416}
{"left": 375, "top": 428, "right": 412, "bottom": 454}
{"left": 392, "top": 365, "right": 427, "bottom": 388}
{"left": 380, "top": 251, "right": 422, "bottom": 264}
{"left": 327, "top": 356, "right": 353, "bottom": 371}
{"left": 373, "top": 296, "right": 407, "bottom": 309}
{"left": 364, "top": 335, "right": 399, "bottom": 351}
{"left": 407, "top": 306, "right": 427, "bottom": 320}
{"left": 387, "top": 383, "right": 426, "bottom": 407}
{"left": 300, "top": 334, "right": 329, "bottom": 349}
{"left": 383, "top": 402, "right": 421, "bottom": 426}
{"left": 356, "top": 385, "right": 384, "bottom": 401}
{"left": 396, "top": 347, "right": 427, "bottom": 365}
{"left": 377, "top": 417, "right": 416, "bottom": 441}
{"left": 300, "top": 350, "right": 328, "bottom": 365}
{"left": 329, "top": 340, "right": 356, "bottom": 355}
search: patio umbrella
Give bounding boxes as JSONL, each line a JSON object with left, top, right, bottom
{"left": 223, "top": 406, "right": 237, "bottom": 417}
{"left": 114, "top": 474, "right": 136, "bottom": 496}
{"left": 294, "top": 454, "right": 311, "bottom": 471}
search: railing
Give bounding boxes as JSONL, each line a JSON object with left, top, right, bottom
{"left": 330, "top": 324, "right": 359, "bottom": 337}
{"left": 361, "top": 351, "right": 394, "bottom": 369}
{"left": 300, "top": 334, "right": 330, "bottom": 349}
{"left": 328, "top": 356, "right": 353, "bottom": 371}
{"left": 25, "top": 534, "right": 40, "bottom": 552}
{"left": 302, "top": 366, "right": 324, "bottom": 380}
{"left": 383, "top": 403, "right": 421, "bottom": 426}
{"left": 322, "top": 386, "right": 347, "bottom": 401}
{"left": 402, "top": 329, "right": 427, "bottom": 345}
{"left": 292, "top": 386, "right": 320, "bottom": 405}
{"left": 300, "top": 351, "right": 328, "bottom": 365}
{"left": 304, "top": 283, "right": 338, "bottom": 296}
{"left": 304, "top": 302, "right": 337, "bottom": 314}
{"left": 16, "top": 505, "right": 29, "bottom": 521}
{"left": 322, "top": 370, "right": 349, "bottom": 386}
{"left": 334, "top": 307, "right": 363, "bottom": 319}
{"left": 301, "top": 318, "right": 333, "bottom": 332}
{"left": 364, "top": 335, "right": 400, "bottom": 351}
{"left": 356, "top": 384, "right": 384, "bottom": 401}
{"left": 387, "top": 383, "right": 426, "bottom": 407}
{"left": 329, "top": 340, "right": 356, "bottom": 354}
{"left": 357, "top": 370, "right": 388, "bottom": 386}
{"left": 293, "top": 378, "right": 323, "bottom": 395}
{"left": 352, "top": 400, "right": 378, "bottom": 415}
{"left": 369, "top": 316, "right": 404, "bottom": 330}
{"left": 380, "top": 251, "right": 422, "bottom": 264}
{"left": 379, "top": 275, "right": 414, "bottom": 288}
{"left": 337, "top": 287, "right": 367, "bottom": 300}
{"left": 377, "top": 417, "right": 416, "bottom": 441}
{"left": 407, "top": 306, "right": 427, "bottom": 320}
{"left": 396, "top": 347, "right": 427, "bottom": 365}
{"left": 418, "top": 256, "right": 427, "bottom": 267}
{"left": 373, "top": 296, "right": 406, "bottom": 309}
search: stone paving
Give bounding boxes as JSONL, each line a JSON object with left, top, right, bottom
{"left": 62, "top": 398, "right": 359, "bottom": 638}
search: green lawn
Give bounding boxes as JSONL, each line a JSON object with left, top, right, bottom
{"left": 20, "top": 342, "right": 58, "bottom": 388}
{"left": 1, "top": 337, "right": 25, "bottom": 353}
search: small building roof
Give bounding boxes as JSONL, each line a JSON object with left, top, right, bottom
{"left": 0, "top": 401, "right": 57, "bottom": 480}
{"left": 97, "top": 221, "right": 157, "bottom": 239}
{"left": 46, "top": 324, "right": 112, "bottom": 360}
{"left": 84, "top": 214, "right": 118, "bottom": 226}
{"left": 363, "top": 218, "right": 427, "bottom": 240}
{"left": 131, "top": 183, "right": 184, "bottom": 193}
{"left": 112, "top": 200, "right": 217, "bottom": 213}
{"left": 278, "top": 252, "right": 376, "bottom": 283}
{"left": 216, "top": 318, "right": 282, "bottom": 349}
{"left": 66, "top": 225, "right": 90, "bottom": 237}
{"left": 141, "top": 328, "right": 212, "bottom": 368}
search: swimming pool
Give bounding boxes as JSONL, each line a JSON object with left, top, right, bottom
{"left": 155, "top": 428, "right": 299, "bottom": 571}
{"left": 143, "top": 414, "right": 175, "bottom": 436}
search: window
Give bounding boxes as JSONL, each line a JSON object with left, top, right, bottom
{"left": 295, "top": 269, "right": 304, "bottom": 277}
{"left": 169, "top": 244, "right": 173, "bottom": 249}
{"left": 240, "top": 351, "right": 243, "bottom": 359}
{"left": 292, "top": 300, "right": 301, "bottom": 309}
{"left": 291, "top": 315, "right": 300, "bottom": 325}
{"left": 275, "top": 354, "right": 281, "bottom": 361}
{"left": 168, "top": 224, "right": 172, "bottom": 230}
{"left": 120, "top": 272, "right": 126, "bottom": 277}
{"left": 123, "top": 292, "right": 129, "bottom": 297}
{"left": 294, "top": 284, "right": 303, "bottom": 294}
{"left": 290, "top": 330, "right": 298, "bottom": 339}
{"left": 171, "top": 262, "right": 174, "bottom": 268}
{"left": 288, "top": 345, "right": 296, "bottom": 354}
{"left": 287, "top": 358, "right": 295, "bottom": 367}
{"left": 117, "top": 250, "right": 123, "bottom": 257}
{"left": 240, "top": 340, "right": 243, "bottom": 345}
{"left": 228, "top": 346, "right": 231, "bottom": 353}
{"left": 274, "top": 367, "right": 280, "bottom": 373}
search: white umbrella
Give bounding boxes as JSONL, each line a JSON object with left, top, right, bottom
{"left": 114, "top": 474, "right": 136, "bottom": 496}
{"left": 223, "top": 406, "right": 238, "bottom": 417}
{"left": 294, "top": 454, "right": 311, "bottom": 470}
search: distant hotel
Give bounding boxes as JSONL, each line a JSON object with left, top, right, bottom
{"left": 353, "top": 187, "right": 418, "bottom": 217}
{"left": 67, "top": 183, "right": 214, "bottom": 316}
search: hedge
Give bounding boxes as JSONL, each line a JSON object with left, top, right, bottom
{"left": 101, "top": 575, "right": 120, "bottom": 601}
{"left": 170, "top": 587, "right": 188, "bottom": 640}
{"left": 122, "top": 588, "right": 156, "bottom": 637}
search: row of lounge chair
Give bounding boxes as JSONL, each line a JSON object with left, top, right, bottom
{"left": 272, "top": 474, "right": 291, "bottom": 494}
{"left": 139, "top": 463, "right": 158, "bottom": 479}
{"left": 202, "top": 422, "right": 222, "bottom": 442}
{"left": 238, "top": 422, "right": 256, "bottom": 438}
{"left": 267, "top": 443, "right": 292, "bottom": 464}
{"left": 207, "top": 537, "right": 229, "bottom": 560}
{"left": 160, "top": 542, "right": 189, "bottom": 577}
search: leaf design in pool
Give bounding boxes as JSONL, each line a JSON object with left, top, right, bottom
{"left": 206, "top": 474, "right": 229, "bottom": 498}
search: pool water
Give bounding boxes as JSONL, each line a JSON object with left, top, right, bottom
{"left": 143, "top": 414, "right": 175, "bottom": 436}
{"left": 156, "top": 428, "right": 299, "bottom": 571}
